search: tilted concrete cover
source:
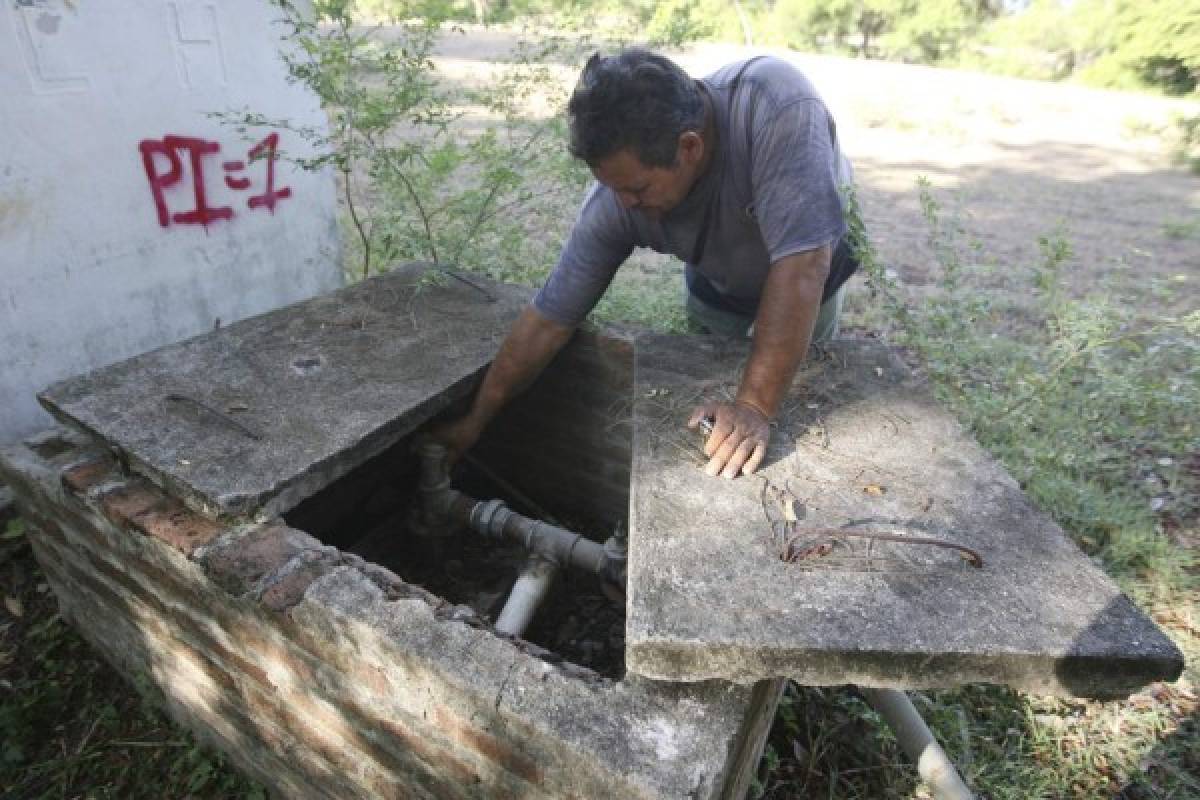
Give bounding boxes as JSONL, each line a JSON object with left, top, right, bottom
{"left": 38, "top": 267, "right": 528, "bottom": 520}
{"left": 627, "top": 334, "right": 1183, "bottom": 697}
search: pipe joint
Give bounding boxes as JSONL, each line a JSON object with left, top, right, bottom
{"left": 413, "top": 441, "right": 458, "bottom": 536}
{"left": 470, "top": 498, "right": 512, "bottom": 540}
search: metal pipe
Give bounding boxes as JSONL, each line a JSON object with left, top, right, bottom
{"left": 494, "top": 555, "right": 558, "bottom": 637}
{"left": 416, "top": 441, "right": 624, "bottom": 583}
{"left": 861, "top": 688, "right": 974, "bottom": 800}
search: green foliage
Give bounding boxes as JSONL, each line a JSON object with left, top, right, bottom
{"left": 230, "top": 1, "right": 588, "bottom": 286}
{"left": 765, "top": 0, "right": 989, "bottom": 62}
{"left": 0, "top": 548, "right": 264, "bottom": 798}
{"left": 854, "top": 182, "right": 1200, "bottom": 605}
{"left": 959, "top": 0, "right": 1199, "bottom": 95}
{"left": 1166, "top": 112, "right": 1200, "bottom": 174}
{"left": 524, "top": 0, "right": 747, "bottom": 46}
{"left": 3, "top": 518, "right": 26, "bottom": 540}
{"left": 589, "top": 259, "right": 692, "bottom": 332}
{"left": 644, "top": 0, "right": 718, "bottom": 48}
{"left": 1080, "top": 1, "right": 1200, "bottom": 95}
{"left": 1162, "top": 215, "right": 1200, "bottom": 240}
{"left": 884, "top": 0, "right": 985, "bottom": 63}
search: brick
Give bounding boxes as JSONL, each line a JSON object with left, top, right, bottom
{"left": 343, "top": 697, "right": 481, "bottom": 798}
{"left": 204, "top": 521, "right": 320, "bottom": 595}
{"left": 435, "top": 708, "right": 543, "bottom": 786}
{"left": 166, "top": 638, "right": 238, "bottom": 692}
{"left": 237, "top": 627, "right": 319, "bottom": 688}
{"left": 100, "top": 480, "right": 165, "bottom": 526}
{"left": 261, "top": 553, "right": 337, "bottom": 612}
{"left": 128, "top": 498, "right": 223, "bottom": 556}
{"left": 62, "top": 538, "right": 278, "bottom": 693}
{"left": 60, "top": 456, "right": 115, "bottom": 494}
{"left": 86, "top": 547, "right": 172, "bottom": 617}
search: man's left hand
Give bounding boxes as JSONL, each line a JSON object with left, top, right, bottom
{"left": 687, "top": 401, "right": 770, "bottom": 479}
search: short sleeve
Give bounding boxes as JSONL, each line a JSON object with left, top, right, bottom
{"left": 750, "top": 99, "right": 847, "bottom": 263}
{"left": 533, "top": 184, "right": 635, "bottom": 327}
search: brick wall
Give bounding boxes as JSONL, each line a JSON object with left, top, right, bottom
{"left": 474, "top": 326, "right": 635, "bottom": 534}
{"left": 1, "top": 427, "right": 775, "bottom": 799}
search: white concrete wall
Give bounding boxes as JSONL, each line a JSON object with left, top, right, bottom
{"left": 1, "top": 0, "right": 342, "bottom": 441}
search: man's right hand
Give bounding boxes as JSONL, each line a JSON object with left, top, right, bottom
{"left": 428, "top": 413, "right": 486, "bottom": 469}
{"left": 423, "top": 304, "right": 575, "bottom": 469}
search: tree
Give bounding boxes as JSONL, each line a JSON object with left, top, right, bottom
{"left": 770, "top": 0, "right": 989, "bottom": 61}
{"left": 1104, "top": 0, "right": 1200, "bottom": 94}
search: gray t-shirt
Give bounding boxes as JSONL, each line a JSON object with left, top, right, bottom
{"left": 534, "top": 56, "right": 855, "bottom": 326}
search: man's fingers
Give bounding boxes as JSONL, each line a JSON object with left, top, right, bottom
{"left": 702, "top": 410, "right": 735, "bottom": 457}
{"left": 692, "top": 402, "right": 771, "bottom": 478}
{"left": 709, "top": 426, "right": 745, "bottom": 476}
{"left": 688, "top": 403, "right": 722, "bottom": 429}
{"left": 704, "top": 426, "right": 734, "bottom": 475}
{"left": 721, "top": 437, "right": 759, "bottom": 480}
{"left": 704, "top": 454, "right": 724, "bottom": 477}
{"left": 742, "top": 441, "right": 767, "bottom": 476}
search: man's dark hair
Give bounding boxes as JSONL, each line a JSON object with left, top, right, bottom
{"left": 567, "top": 49, "right": 705, "bottom": 168}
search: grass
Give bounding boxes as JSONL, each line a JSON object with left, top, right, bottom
{"left": 0, "top": 517, "right": 265, "bottom": 799}
{"left": 1162, "top": 217, "right": 1200, "bottom": 241}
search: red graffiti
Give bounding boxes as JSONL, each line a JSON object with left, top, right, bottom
{"left": 246, "top": 132, "right": 292, "bottom": 213}
{"left": 139, "top": 132, "right": 293, "bottom": 228}
{"left": 139, "top": 136, "right": 232, "bottom": 228}
{"left": 222, "top": 160, "right": 250, "bottom": 190}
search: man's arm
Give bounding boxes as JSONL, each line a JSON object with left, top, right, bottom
{"left": 432, "top": 305, "right": 574, "bottom": 464}
{"left": 687, "top": 244, "right": 831, "bottom": 478}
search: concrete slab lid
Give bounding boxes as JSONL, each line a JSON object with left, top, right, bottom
{"left": 38, "top": 265, "right": 529, "bottom": 520}
{"left": 627, "top": 334, "right": 1183, "bottom": 697}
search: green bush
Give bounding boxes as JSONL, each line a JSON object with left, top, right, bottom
{"left": 847, "top": 179, "right": 1199, "bottom": 605}
{"left": 226, "top": 1, "right": 588, "bottom": 286}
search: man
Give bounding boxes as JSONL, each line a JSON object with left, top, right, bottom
{"left": 436, "top": 48, "right": 859, "bottom": 479}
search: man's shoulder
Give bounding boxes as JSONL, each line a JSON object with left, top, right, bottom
{"left": 704, "top": 56, "right": 819, "bottom": 111}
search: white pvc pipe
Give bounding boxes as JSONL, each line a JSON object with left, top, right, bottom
{"left": 861, "top": 688, "right": 974, "bottom": 800}
{"left": 495, "top": 555, "right": 557, "bottom": 637}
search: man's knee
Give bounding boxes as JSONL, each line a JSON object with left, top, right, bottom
{"left": 683, "top": 278, "right": 847, "bottom": 342}
{"left": 685, "top": 289, "right": 754, "bottom": 338}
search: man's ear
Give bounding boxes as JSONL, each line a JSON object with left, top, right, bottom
{"left": 678, "top": 130, "right": 704, "bottom": 165}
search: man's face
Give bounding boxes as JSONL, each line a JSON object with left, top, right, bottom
{"left": 590, "top": 134, "right": 706, "bottom": 221}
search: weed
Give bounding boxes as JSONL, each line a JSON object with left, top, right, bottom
{"left": 590, "top": 257, "right": 693, "bottom": 333}
{"left": 221, "top": 1, "right": 588, "bottom": 287}
{"left": 1167, "top": 112, "right": 1200, "bottom": 175}
{"left": 1161, "top": 217, "right": 1200, "bottom": 240}
{"left": 0, "top": 543, "right": 263, "bottom": 799}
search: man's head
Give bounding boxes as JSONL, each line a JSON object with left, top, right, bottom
{"left": 568, "top": 49, "right": 709, "bottom": 218}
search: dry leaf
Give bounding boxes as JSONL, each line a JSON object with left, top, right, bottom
{"left": 863, "top": 484, "right": 887, "bottom": 496}
{"left": 783, "top": 497, "right": 800, "bottom": 523}
{"left": 4, "top": 595, "right": 23, "bottom": 618}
